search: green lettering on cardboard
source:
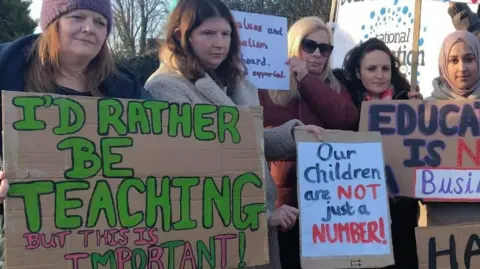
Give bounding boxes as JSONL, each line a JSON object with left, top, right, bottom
{"left": 203, "top": 176, "right": 231, "bottom": 229}
{"left": 131, "top": 248, "right": 147, "bottom": 269}
{"left": 160, "top": 240, "right": 184, "bottom": 269}
{"left": 91, "top": 250, "right": 117, "bottom": 269}
{"left": 53, "top": 97, "right": 85, "bottom": 135}
{"left": 100, "top": 137, "right": 134, "bottom": 178}
{"left": 118, "top": 178, "right": 146, "bottom": 228}
{"left": 197, "top": 237, "right": 216, "bottom": 269}
{"left": 86, "top": 180, "right": 117, "bottom": 228}
{"left": 218, "top": 106, "right": 240, "bottom": 143}
{"left": 12, "top": 96, "right": 46, "bottom": 130}
{"left": 194, "top": 104, "right": 216, "bottom": 141}
{"left": 238, "top": 231, "right": 247, "bottom": 268}
{"left": 146, "top": 176, "right": 172, "bottom": 231}
{"left": 172, "top": 177, "right": 199, "bottom": 230}
{"left": 127, "top": 101, "right": 150, "bottom": 134}
{"left": 55, "top": 181, "right": 90, "bottom": 229}
{"left": 58, "top": 137, "right": 101, "bottom": 179}
{"left": 233, "top": 173, "right": 265, "bottom": 230}
{"left": 168, "top": 103, "right": 192, "bottom": 137}
{"left": 8, "top": 181, "right": 54, "bottom": 233}
{"left": 97, "top": 98, "right": 127, "bottom": 136}
{"left": 143, "top": 100, "right": 169, "bottom": 134}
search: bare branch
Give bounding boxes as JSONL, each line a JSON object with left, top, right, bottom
{"left": 112, "top": 0, "right": 167, "bottom": 55}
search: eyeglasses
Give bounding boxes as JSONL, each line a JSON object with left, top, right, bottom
{"left": 301, "top": 39, "right": 334, "bottom": 57}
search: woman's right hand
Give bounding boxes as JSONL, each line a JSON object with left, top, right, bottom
{"left": 0, "top": 171, "right": 9, "bottom": 204}
{"left": 269, "top": 205, "right": 299, "bottom": 231}
{"left": 286, "top": 57, "right": 309, "bottom": 82}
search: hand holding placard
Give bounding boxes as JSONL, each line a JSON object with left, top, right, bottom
{"left": 294, "top": 124, "right": 325, "bottom": 141}
{"left": 0, "top": 171, "right": 8, "bottom": 202}
{"left": 269, "top": 205, "right": 299, "bottom": 232}
{"left": 287, "top": 57, "right": 309, "bottom": 82}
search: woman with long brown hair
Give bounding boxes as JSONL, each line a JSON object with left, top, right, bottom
{"left": 0, "top": 0, "right": 148, "bottom": 98}
{"left": 145, "top": 0, "right": 325, "bottom": 267}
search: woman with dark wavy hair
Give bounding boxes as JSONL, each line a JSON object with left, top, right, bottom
{"left": 334, "top": 37, "right": 421, "bottom": 269}
{"left": 144, "top": 0, "right": 328, "bottom": 267}
{"left": 334, "top": 38, "right": 420, "bottom": 108}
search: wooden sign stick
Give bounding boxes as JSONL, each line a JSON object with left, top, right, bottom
{"left": 410, "top": 0, "right": 423, "bottom": 92}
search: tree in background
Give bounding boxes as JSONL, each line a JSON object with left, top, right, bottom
{"left": 115, "top": 0, "right": 333, "bottom": 85}
{"left": 223, "top": 0, "right": 331, "bottom": 26}
{"left": 111, "top": 0, "right": 169, "bottom": 56}
{"left": 0, "top": 0, "right": 37, "bottom": 43}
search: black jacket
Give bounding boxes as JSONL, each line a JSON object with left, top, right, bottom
{"left": 0, "top": 34, "right": 150, "bottom": 99}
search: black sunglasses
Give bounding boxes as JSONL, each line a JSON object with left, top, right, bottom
{"left": 301, "top": 39, "right": 334, "bottom": 56}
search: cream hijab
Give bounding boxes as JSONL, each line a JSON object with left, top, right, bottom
{"left": 432, "top": 30, "right": 480, "bottom": 100}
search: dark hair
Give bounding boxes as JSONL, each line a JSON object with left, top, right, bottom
{"left": 339, "top": 38, "right": 410, "bottom": 108}
{"left": 161, "top": 0, "right": 245, "bottom": 90}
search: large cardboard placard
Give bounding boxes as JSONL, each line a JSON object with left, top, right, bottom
{"left": 2, "top": 91, "right": 268, "bottom": 269}
{"left": 416, "top": 223, "right": 480, "bottom": 269}
{"left": 360, "top": 100, "right": 480, "bottom": 199}
{"left": 295, "top": 130, "right": 394, "bottom": 269}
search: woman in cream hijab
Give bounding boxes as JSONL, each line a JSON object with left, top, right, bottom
{"left": 428, "top": 30, "right": 480, "bottom": 100}
{"left": 426, "top": 30, "right": 480, "bottom": 225}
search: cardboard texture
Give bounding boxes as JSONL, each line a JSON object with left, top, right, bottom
{"left": 2, "top": 91, "right": 269, "bottom": 269}
{"left": 416, "top": 223, "right": 480, "bottom": 269}
{"left": 295, "top": 130, "right": 394, "bottom": 269}
{"left": 359, "top": 100, "right": 480, "bottom": 199}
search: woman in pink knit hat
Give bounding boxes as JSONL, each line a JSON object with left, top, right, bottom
{"left": 0, "top": 1, "right": 150, "bottom": 265}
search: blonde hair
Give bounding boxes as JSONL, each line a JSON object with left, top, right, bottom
{"left": 269, "top": 16, "right": 341, "bottom": 105}
{"left": 25, "top": 20, "right": 116, "bottom": 96}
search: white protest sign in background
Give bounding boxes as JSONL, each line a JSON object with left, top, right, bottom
{"left": 437, "top": 0, "right": 479, "bottom": 3}
{"left": 297, "top": 141, "right": 391, "bottom": 257}
{"left": 420, "top": 0, "right": 478, "bottom": 95}
{"left": 332, "top": 0, "right": 416, "bottom": 78}
{"left": 332, "top": 0, "right": 478, "bottom": 98}
{"left": 231, "top": 11, "right": 289, "bottom": 91}
{"left": 414, "top": 168, "right": 480, "bottom": 201}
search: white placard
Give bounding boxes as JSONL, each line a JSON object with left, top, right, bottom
{"left": 415, "top": 168, "right": 480, "bottom": 201}
{"left": 435, "top": 0, "right": 479, "bottom": 3}
{"left": 231, "top": 10, "right": 290, "bottom": 90}
{"left": 298, "top": 141, "right": 391, "bottom": 258}
{"left": 332, "top": 0, "right": 478, "bottom": 98}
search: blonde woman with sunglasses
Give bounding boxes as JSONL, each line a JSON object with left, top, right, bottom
{"left": 258, "top": 16, "right": 359, "bottom": 269}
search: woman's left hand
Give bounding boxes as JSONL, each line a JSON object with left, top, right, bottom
{"left": 0, "top": 171, "right": 9, "bottom": 204}
{"left": 408, "top": 92, "right": 423, "bottom": 100}
{"left": 294, "top": 125, "right": 325, "bottom": 140}
{"left": 269, "top": 205, "right": 299, "bottom": 231}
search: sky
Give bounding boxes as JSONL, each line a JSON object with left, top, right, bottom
{"left": 28, "top": 0, "right": 176, "bottom": 33}
{"left": 29, "top": 0, "right": 42, "bottom": 33}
